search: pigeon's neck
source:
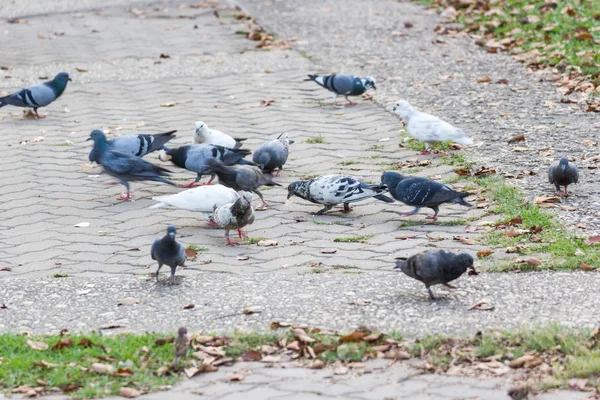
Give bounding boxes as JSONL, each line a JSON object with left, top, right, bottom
{"left": 93, "top": 139, "right": 109, "bottom": 153}
{"left": 167, "top": 147, "right": 188, "bottom": 168}
{"left": 47, "top": 78, "right": 69, "bottom": 96}
{"left": 291, "top": 181, "right": 310, "bottom": 199}
{"left": 442, "top": 263, "right": 467, "bottom": 283}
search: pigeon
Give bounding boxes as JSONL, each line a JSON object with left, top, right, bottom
{"left": 252, "top": 133, "right": 294, "bottom": 176}
{"left": 193, "top": 121, "right": 246, "bottom": 149}
{"left": 394, "top": 250, "right": 475, "bottom": 300}
{"left": 392, "top": 99, "right": 474, "bottom": 154}
{"left": 548, "top": 157, "right": 578, "bottom": 196}
{"left": 381, "top": 171, "right": 472, "bottom": 220}
{"left": 87, "top": 130, "right": 176, "bottom": 200}
{"left": 213, "top": 192, "right": 255, "bottom": 246}
{"left": 150, "top": 184, "right": 244, "bottom": 227}
{"left": 305, "top": 73, "right": 376, "bottom": 105}
{"left": 206, "top": 160, "right": 281, "bottom": 208}
{"left": 89, "top": 130, "right": 176, "bottom": 162}
{"left": 172, "top": 327, "right": 190, "bottom": 367}
{"left": 159, "top": 144, "right": 253, "bottom": 188}
{"left": 286, "top": 175, "right": 394, "bottom": 215}
{"left": 0, "top": 72, "right": 71, "bottom": 118}
{"left": 151, "top": 225, "right": 186, "bottom": 284}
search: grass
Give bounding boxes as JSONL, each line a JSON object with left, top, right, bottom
{"left": 436, "top": 219, "right": 468, "bottom": 226}
{"left": 333, "top": 234, "right": 374, "bottom": 244}
{"left": 368, "top": 144, "right": 384, "bottom": 151}
{"left": 305, "top": 135, "right": 324, "bottom": 144}
{"left": 441, "top": 152, "right": 472, "bottom": 168}
{"left": 402, "top": 134, "right": 453, "bottom": 152}
{"left": 245, "top": 237, "right": 268, "bottom": 245}
{"left": 398, "top": 221, "right": 423, "bottom": 229}
{"left": 52, "top": 273, "right": 68, "bottom": 278}
{"left": 337, "top": 160, "right": 360, "bottom": 166}
{"left": 186, "top": 244, "right": 208, "bottom": 252}
{"left": 297, "top": 50, "right": 314, "bottom": 59}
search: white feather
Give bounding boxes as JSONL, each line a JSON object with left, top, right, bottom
{"left": 193, "top": 120, "right": 237, "bottom": 148}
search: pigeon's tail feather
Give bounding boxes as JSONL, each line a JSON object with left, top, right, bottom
{"left": 305, "top": 74, "right": 318, "bottom": 81}
{"left": 149, "top": 203, "right": 168, "bottom": 209}
{"left": 154, "top": 176, "right": 178, "bottom": 187}
{"left": 394, "top": 260, "right": 407, "bottom": 269}
{"left": 452, "top": 196, "right": 473, "bottom": 207}
{"left": 237, "top": 159, "right": 258, "bottom": 167}
{"left": 374, "top": 194, "right": 395, "bottom": 203}
{"left": 233, "top": 138, "right": 247, "bottom": 143}
{"left": 454, "top": 135, "right": 474, "bottom": 146}
{"left": 149, "top": 130, "right": 177, "bottom": 152}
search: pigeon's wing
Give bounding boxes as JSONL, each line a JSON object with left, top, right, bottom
{"left": 175, "top": 242, "right": 186, "bottom": 266}
{"left": 409, "top": 112, "right": 471, "bottom": 144}
{"left": 397, "top": 178, "right": 458, "bottom": 206}
{"left": 0, "top": 83, "right": 55, "bottom": 108}
{"left": 569, "top": 162, "right": 579, "bottom": 184}
{"left": 412, "top": 251, "right": 444, "bottom": 286}
{"left": 184, "top": 146, "right": 212, "bottom": 173}
{"left": 328, "top": 74, "right": 359, "bottom": 95}
{"left": 152, "top": 185, "right": 238, "bottom": 212}
{"left": 151, "top": 238, "right": 160, "bottom": 260}
{"left": 208, "top": 129, "right": 237, "bottom": 148}
{"left": 102, "top": 150, "right": 169, "bottom": 178}
{"left": 111, "top": 135, "right": 146, "bottom": 157}
{"left": 548, "top": 160, "right": 559, "bottom": 184}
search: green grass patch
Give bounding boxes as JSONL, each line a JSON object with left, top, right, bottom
{"left": 398, "top": 220, "right": 423, "bottom": 229}
{"left": 305, "top": 135, "right": 324, "bottom": 144}
{"left": 186, "top": 244, "right": 208, "bottom": 252}
{"left": 368, "top": 144, "right": 384, "bottom": 151}
{"left": 338, "top": 160, "right": 360, "bottom": 166}
{"left": 245, "top": 237, "right": 268, "bottom": 245}
{"left": 52, "top": 273, "right": 68, "bottom": 278}
{"left": 436, "top": 219, "right": 468, "bottom": 226}
{"left": 333, "top": 234, "right": 374, "bottom": 244}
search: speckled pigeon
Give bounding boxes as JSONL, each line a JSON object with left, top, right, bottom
{"left": 381, "top": 171, "right": 471, "bottom": 220}
{"left": 394, "top": 250, "right": 475, "bottom": 300}
{"left": 286, "top": 175, "right": 394, "bottom": 215}
{"left": 87, "top": 130, "right": 176, "bottom": 201}
{"left": 206, "top": 160, "right": 280, "bottom": 208}
{"left": 193, "top": 121, "right": 246, "bottom": 149}
{"left": 0, "top": 72, "right": 71, "bottom": 118}
{"left": 393, "top": 99, "right": 474, "bottom": 154}
{"left": 252, "top": 133, "right": 294, "bottom": 176}
{"left": 213, "top": 192, "right": 255, "bottom": 246}
{"left": 151, "top": 225, "right": 186, "bottom": 284}
{"left": 548, "top": 157, "right": 578, "bottom": 196}
{"left": 159, "top": 144, "right": 254, "bottom": 188}
{"left": 89, "top": 130, "right": 176, "bottom": 162}
{"left": 305, "top": 73, "right": 376, "bottom": 105}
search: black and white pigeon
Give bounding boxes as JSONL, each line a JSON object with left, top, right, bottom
{"left": 88, "top": 130, "right": 176, "bottom": 162}
{"left": 252, "top": 133, "right": 294, "bottom": 176}
{"left": 87, "top": 130, "right": 176, "bottom": 201}
{"left": 394, "top": 250, "right": 476, "bottom": 300}
{"left": 151, "top": 225, "right": 186, "bottom": 284}
{"left": 159, "top": 144, "right": 253, "bottom": 188}
{"left": 0, "top": 72, "right": 71, "bottom": 118}
{"left": 286, "top": 175, "right": 394, "bottom": 215}
{"left": 213, "top": 192, "right": 255, "bottom": 246}
{"left": 393, "top": 99, "right": 474, "bottom": 154}
{"left": 305, "top": 74, "right": 376, "bottom": 106}
{"left": 381, "top": 171, "right": 471, "bottom": 220}
{"left": 206, "top": 160, "right": 281, "bottom": 208}
{"left": 193, "top": 121, "right": 246, "bottom": 149}
{"left": 548, "top": 157, "right": 578, "bottom": 196}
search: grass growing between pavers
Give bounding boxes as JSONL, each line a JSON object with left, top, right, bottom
{"left": 2, "top": 325, "right": 599, "bottom": 398}
{"left": 333, "top": 234, "right": 374, "bottom": 243}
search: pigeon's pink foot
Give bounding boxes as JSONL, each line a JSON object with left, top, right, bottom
{"left": 103, "top": 181, "right": 119, "bottom": 186}
{"left": 274, "top": 170, "right": 281, "bottom": 177}
{"left": 226, "top": 238, "right": 240, "bottom": 246}
{"left": 425, "top": 215, "right": 438, "bottom": 220}
{"left": 180, "top": 181, "right": 197, "bottom": 188}
{"left": 34, "top": 111, "right": 46, "bottom": 119}
{"left": 398, "top": 211, "right": 415, "bottom": 217}
{"left": 261, "top": 201, "right": 269, "bottom": 208}
{"left": 118, "top": 192, "right": 132, "bottom": 201}
{"left": 237, "top": 229, "right": 248, "bottom": 239}
{"left": 419, "top": 149, "right": 430, "bottom": 155}
{"left": 207, "top": 220, "right": 219, "bottom": 228}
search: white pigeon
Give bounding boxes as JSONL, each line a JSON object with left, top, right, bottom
{"left": 149, "top": 184, "right": 244, "bottom": 226}
{"left": 193, "top": 121, "right": 245, "bottom": 149}
{"left": 393, "top": 100, "right": 474, "bottom": 154}
{"left": 213, "top": 192, "right": 255, "bottom": 246}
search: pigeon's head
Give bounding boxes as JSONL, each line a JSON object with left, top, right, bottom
{"left": 363, "top": 76, "right": 376, "bottom": 90}
{"left": 381, "top": 171, "right": 405, "bottom": 190}
{"left": 559, "top": 157, "right": 569, "bottom": 171}
{"left": 193, "top": 121, "right": 209, "bottom": 143}
{"left": 456, "top": 253, "right": 475, "bottom": 273}
{"left": 167, "top": 225, "right": 177, "bottom": 240}
{"left": 241, "top": 191, "right": 253, "bottom": 204}
{"left": 277, "top": 132, "right": 294, "bottom": 146}
{"left": 177, "top": 327, "right": 188, "bottom": 337}
{"left": 54, "top": 72, "right": 72, "bottom": 83}
{"left": 87, "top": 130, "right": 108, "bottom": 145}
{"left": 392, "top": 99, "right": 414, "bottom": 119}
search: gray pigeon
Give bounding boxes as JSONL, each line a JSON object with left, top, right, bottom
{"left": 206, "top": 160, "right": 281, "bottom": 208}
{"left": 252, "top": 133, "right": 294, "bottom": 176}
{"left": 151, "top": 225, "right": 186, "bottom": 284}
{"left": 287, "top": 175, "right": 394, "bottom": 215}
{"left": 305, "top": 74, "right": 376, "bottom": 105}
{"left": 381, "top": 171, "right": 471, "bottom": 220}
{"left": 548, "top": 157, "right": 578, "bottom": 196}
{"left": 159, "top": 144, "right": 254, "bottom": 188}
{"left": 213, "top": 192, "right": 255, "bottom": 246}
{"left": 394, "top": 250, "right": 475, "bottom": 300}
{"left": 87, "top": 130, "right": 176, "bottom": 201}
{"left": 0, "top": 72, "right": 71, "bottom": 118}
{"left": 89, "top": 130, "right": 176, "bottom": 162}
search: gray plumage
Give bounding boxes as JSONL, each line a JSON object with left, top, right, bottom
{"left": 151, "top": 225, "right": 186, "bottom": 284}
{"left": 206, "top": 160, "right": 281, "bottom": 208}
{"left": 172, "top": 327, "right": 190, "bottom": 367}
{"left": 305, "top": 73, "right": 376, "bottom": 105}
{"left": 159, "top": 144, "right": 254, "bottom": 187}
{"left": 252, "top": 133, "right": 294, "bottom": 176}
{"left": 394, "top": 250, "right": 475, "bottom": 300}
{"left": 548, "top": 157, "right": 578, "bottom": 196}
{"left": 287, "top": 174, "right": 394, "bottom": 215}
{"left": 381, "top": 171, "right": 471, "bottom": 220}
{"left": 89, "top": 130, "right": 176, "bottom": 162}
{"left": 0, "top": 72, "right": 71, "bottom": 118}
{"left": 87, "top": 130, "right": 176, "bottom": 200}
{"left": 213, "top": 192, "right": 255, "bottom": 246}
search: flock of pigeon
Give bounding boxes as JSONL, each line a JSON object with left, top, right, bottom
{"left": 0, "top": 71, "right": 580, "bottom": 298}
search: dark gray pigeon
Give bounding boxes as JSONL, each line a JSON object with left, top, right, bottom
{"left": 89, "top": 130, "right": 176, "bottom": 162}
{"left": 151, "top": 225, "right": 186, "bottom": 284}
{"left": 287, "top": 175, "right": 394, "bottom": 215}
{"left": 548, "top": 157, "right": 578, "bottom": 196}
{"left": 159, "top": 144, "right": 254, "bottom": 188}
{"left": 252, "top": 133, "right": 294, "bottom": 176}
{"left": 0, "top": 72, "right": 71, "bottom": 118}
{"left": 206, "top": 160, "right": 281, "bottom": 208}
{"left": 305, "top": 73, "right": 376, "bottom": 105}
{"left": 381, "top": 171, "right": 471, "bottom": 220}
{"left": 87, "top": 130, "right": 176, "bottom": 201}
{"left": 394, "top": 250, "right": 475, "bottom": 300}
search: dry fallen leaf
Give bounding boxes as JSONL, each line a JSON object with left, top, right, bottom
{"left": 508, "top": 354, "right": 543, "bottom": 369}
{"left": 477, "top": 250, "right": 494, "bottom": 257}
{"left": 580, "top": 263, "right": 595, "bottom": 271}
{"left": 508, "top": 135, "right": 525, "bottom": 143}
{"left": 154, "top": 366, "right": 170, "bottom": 377}
{"left": 257, "top": 240, "right": 277, "bottom": 247}
{"left": 75, "top": 67, "right": 88, "bottom": 72}
{"left": 339, "top": 332, "right": 368, "bottom": 343}
{"left": 90, "top": 363, "right": 115, "bottom": 374}
{"left": 468, "top": 301, "right": 495, "bottom": 311}
{"left": 33, "top": 360, "right": 58, "bottom": 368}
{"left": 292, "top": 328, "right": 315, "bottom": 343}
{"left": 320, "top": 248, "right": 337, "bottom": 254}
{"left": 228, "top": 373, "right": 246, "bottom": 382}
{"left": 395, "top": 234, "right": 417, "bottom": 240}
{"left": 260, "top": 98, "right": 275, "bottom": 107}
{"left": 27, "top": 340, "right": 49, "bottom": 351}
{"left": 155, "top": 337, "right": 174, "bottom": 345}
{"left": 453, "top": 236, "right": 479, "bottom": 245}
{"left": 51, "top": 338, "right": 73, "bottom": 350}
{"left": 119, "top": 387, "right": 140, "bottom": 398}
{"left": 477, "top": 75, "right": 492, "bottom": 83}
{"left": 585, "top": 236, "right": 600, "bottom": 246}
{"left": 160, "top": 102, "right": 176, "bottom": 107}
{"left": 242, "top": 350, "right": 262, "bottom": 361}
{"left": 243, "top": 306, "right": 262, "bottom": 314}
{"left": 261, "top": 355, "right": 281, "bottom": 363}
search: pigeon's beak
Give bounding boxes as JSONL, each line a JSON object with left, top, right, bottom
{"left": 372, "top": 84, "right": 377, "bottom": 90}
{"left": 289, "top": 140, "right": 295, "bottom": 145}
{"left": 68, "top": 78, "right": 73, "bottom": 82}
{"left": 468, "top": 265, "right": 479, "bottom": 276}
{"left": 86, "top": 137, "right": 92, "bottom": 141}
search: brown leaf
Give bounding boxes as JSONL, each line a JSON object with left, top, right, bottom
{"left": 27, "top": 340, "right": 49, "bottom": 351}
{"left": 508, "top": 135, "right": 525, "bottom": 143}
{"left": 155, "top": 337, "right": 174, "bottom": 345}
{"left": 525, "top": 257, "right": 542, "bottom": 267}
{"left": 154, "top": 366, "right": 170, "bottom": 377}
{"left": 574, "top": 32, "right": 594, "bottom": 41}
{"left": 0, "top": 267, "right": 12, "bottom": 272}
{"left": 119, "top": 387, "right": 141, "bottom": 398}
{"left": 585, "top": 235, "right": 600, "bottom": 246}
{"left": 504, "top": 228, "right": 528, "bottom": 238}
{"left": 496, "top": 79, "right": 509, "bottom": 84}
{"left": 116, "top": 368, "right": 134, "bottom": 377}
{"left": 228, "top": 373, "right": 246, "bottom": 381}
{"left": 51, "top": 338, "right": 73, "bottom": 350}
{"left": 477, "top": 76, "right": 492, "bottom": 83}
{"left": 340, "top": 332, "right": 368, "bottom": 343}
{"left": 260, "top": 98, "right": 276, "bottom": 107}
{"left": 568, "top": 378, "right": 588, "bottom": 391}
{"left": 395, "top": 234, "right": 417, "bottom": 240}
{"left": 75, "top": 67, "right": 88, "bottom": 72}
{"left": 33, "top": 360, "right": 58, "bottom": 368}
{"left": 242, "top": 350, "right": 262, "bottom": 361}
{"left": 320, "top": 248, "right": 337, "bottom": 254}
{"left": 61, "top": 383, "right": 82, "bottom": 392}
{"left": 580, "top": 263, "right": 595, "bottom": 271}
{"left": 309, "top": 359, "right": 325, "bottom": 369}
{"left": 477, "top": 250, "right": 494, "bottom": 258}
{"left": 23, "top": 389, "right": 37, "bottom": 398}
{"left": 383, "top": 349, "right": 411, "bottom": 360}
{"left": 184, "top": 365, "right": 218, "bottom": 378}
{"left": 160, "top": 102, "right": 176, "bottom": 107}
{"left": 468, "top": 301, "right": 495, "bottom": 311}
{"left": 508, "top": 354, "right": 543, "bottom": 368}
{"left": 362, "top": 332, "right": 383, "bottom": 343}
{"left": 261, "top": 355, "right": 281, "bottom": 363}
{"left": 292, "top": 328, "right": 315, "bottom": 343}
{"left": 453, "top": 236, "right": 479, "bottom": 245}
{"left": 99, "top": 323, "right": 124, "bottom": 330}
{"left": 185, "top": 248, "right": 197, "bottom": 258}
{"left": 90, "top": 363, "right": 115, "bottom": 374}
{"left": 183, "top": 304, "right": 195, "bottom": 310}
{"left": 159, "top": 53, "right": 170, "bottom": 59}
{"left": 0, "top": 303, "right": 7, "bottom": 309}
